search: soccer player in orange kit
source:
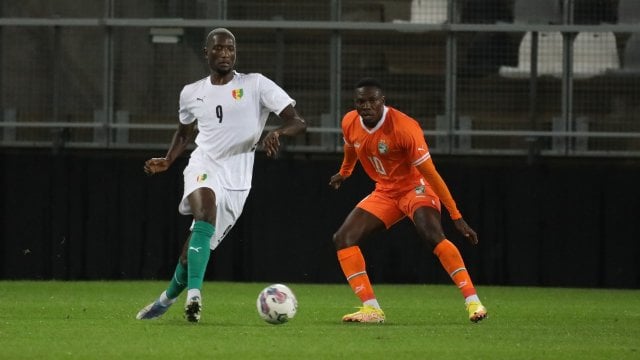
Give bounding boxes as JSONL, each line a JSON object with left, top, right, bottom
{"left": 329, "top": 78, "right": 487, "bottom": 323}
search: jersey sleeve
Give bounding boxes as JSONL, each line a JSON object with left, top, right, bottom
{"left": 339, "top": 144, "right": 358, "bottom": 177}
{"left": 257, "top": 75, "right": 296, "bottom": 115}
{"left": 339, "top": 114, "right": 358, "bottom": 176}
{"left": 341, "top": 113, "right": 354, "bottom": 147}
{"left": 415, "top": 159, "right": 462, "bottom": 220}
{"left": 399, "top": 116, "right": 431, "bottom": 166}
{"left": 178, "top": 86, "right": 196, "bottom": 124}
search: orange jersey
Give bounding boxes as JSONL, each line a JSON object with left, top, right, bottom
{"left": 341, "top": 106, "right": 431, "bottom": 195}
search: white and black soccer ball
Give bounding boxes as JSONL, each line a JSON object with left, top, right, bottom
{"left": 256, "top": 284, "right": 298, "bottom": 325}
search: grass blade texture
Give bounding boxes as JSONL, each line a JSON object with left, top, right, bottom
{"left": 0, "top": 281, "right": 638, "bottom": 359}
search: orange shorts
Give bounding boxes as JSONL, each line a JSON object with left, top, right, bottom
{"left": 356, "top": 185, "right": 441, "bottom": 229}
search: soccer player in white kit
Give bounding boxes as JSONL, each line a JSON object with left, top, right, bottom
{"left": 136, "top": 28, "right": 306, "bottom": 323}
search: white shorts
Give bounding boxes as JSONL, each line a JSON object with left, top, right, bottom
{"left": 179, "top": 162, "right": 250, "bottom": 250}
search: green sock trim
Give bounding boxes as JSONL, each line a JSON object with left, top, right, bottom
{"left": 166, "top": 261, "right": 187, "bottom": 299}
{"left": 187, "top": 221, "right": 215, "bottom": 290}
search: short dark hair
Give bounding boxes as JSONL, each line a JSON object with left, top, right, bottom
{"left": 355, "top": 78, "right": 383, "bottom": 91}
{"left": 206, "top": 28, "right": 236, "bottom": 46}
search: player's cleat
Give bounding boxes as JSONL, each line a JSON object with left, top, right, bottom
{"left": 342, "top": 305, "right": 385, "bottom": 323}
{"left": 136, "top": 300, "right": 172, "bottom": 320}
{"left": 184, "top": 296, "right": 202, "bottom": 323}
{"left": 466, "top": 301, "right": 488, "bottom": 323}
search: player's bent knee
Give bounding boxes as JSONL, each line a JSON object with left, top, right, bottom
{"left": 422, "top": 234, "right": 445, "bottom": 249}
{"left": 333, "top": 232, "right": 359, "bottom": 250}
{"left": 192, "top": 214, "right": 216, "bottom": 225}
{"left": 332, "top": 233, "right": 348, "bottom": 250}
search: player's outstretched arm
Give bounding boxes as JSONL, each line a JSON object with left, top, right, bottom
{"left": 144, "top": 122, "right": 196, "bottom": 175}
{"left": 262, "top": 105, "right": 307, "bottom": 158}
{"left": 415, "top": 158, "right": 478, "bottom": 244}
{"left": 329, "top": 144, "right": 358, "bottom": 190}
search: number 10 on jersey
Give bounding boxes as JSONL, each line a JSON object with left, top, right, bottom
{"left": 367, "top": 156, "right": 387, "bottom": 175}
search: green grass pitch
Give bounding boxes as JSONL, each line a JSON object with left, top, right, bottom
{"left": 0, "top": 281, "right": 638, "bottom": 359}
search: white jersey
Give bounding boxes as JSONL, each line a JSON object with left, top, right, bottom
{"left": 178, "top": 71, "right": 295, "bottom": 190}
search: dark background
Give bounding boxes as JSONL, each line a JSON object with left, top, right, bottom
{"left": 1, "top": 149, "right": 639, "bottom": 288}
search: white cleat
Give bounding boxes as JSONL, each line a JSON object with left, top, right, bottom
{"left": 136, "top": 300, "right": 172, "bottom": 320}
{"left": 184, "top": 296, "right": 202, "bottom": 323}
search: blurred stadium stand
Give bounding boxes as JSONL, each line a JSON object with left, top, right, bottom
{"left": 1, "top": 0, "right": 639, "bottom": 156}
{"left": 617, "top": 0, "right": 640, "bottom": 73}
{"left": 2, "top": 1, "right": 640, "bottom": 286}
{"left": 513, "top": 0, "right": 562, "bottom": 24}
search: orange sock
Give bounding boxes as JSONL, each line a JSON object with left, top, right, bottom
{"left": 433, "top": 239, "right": 477, "bottom": 298}
{"left": 337, "top": 246, "right": 376, "bottom": 302}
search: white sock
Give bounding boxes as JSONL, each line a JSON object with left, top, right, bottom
{"left": 465, "top": 294, "right": 480, "bottom": 304}
{"left": 363, "top": 299, "right": 381, "bottom": 309}
{"left": 187, "top": 288, "right": 201, "bottom": 301}
{"left": 158, "top": 291, "right": 176, "bottom": 306}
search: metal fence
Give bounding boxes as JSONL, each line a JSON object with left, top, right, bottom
{"left": 1, "top": 0, "right": 639, "bottom": 156}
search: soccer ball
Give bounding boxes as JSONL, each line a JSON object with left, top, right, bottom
{"left": 256, "top": 284, "right": 298, "bottom": 325}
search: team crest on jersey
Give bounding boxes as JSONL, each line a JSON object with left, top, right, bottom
{"left": 196, "top": 173, "right": 208, "bottom": 183}
{"left": 231, "top": 88, "right": 243, "bottom": 100}
{"left": 377, "top": 140, "right": 389, "bottom": 154}
{"left": 415, "top": 185, "right": 426, "bottom": 194}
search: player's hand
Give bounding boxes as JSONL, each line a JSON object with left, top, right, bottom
{"left": 453, "top": 218, "right": 478, "bottom": 245}
{"left": 144, "top": 157, "right": 170, "bottom": 175}
{"left": 329, "top": 173, "right": 346, "bottom": 190}
{"left": 261, "top": 130, "right": 281, "bottom": 158}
